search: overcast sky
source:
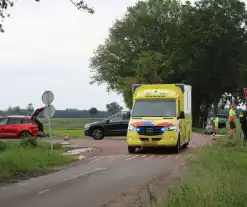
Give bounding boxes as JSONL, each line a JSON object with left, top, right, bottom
{"left": 0, "top": 0, "right": 137, "bottom": 110}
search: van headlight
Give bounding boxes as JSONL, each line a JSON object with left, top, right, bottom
{"left": 84, "top": 124, "right": 90, "bottom": 130}
{"left": 167, "top": 126, "right": 176, "bottom": 131}
{"left": 128, "top": 125, "right": 136, "bottom": 131}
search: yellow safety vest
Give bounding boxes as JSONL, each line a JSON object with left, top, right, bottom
{"left": 214, "top": 117, "right": 219, "bottom": 124}
{"left": 229, "top": 109, "right": 236, "bottom": 122}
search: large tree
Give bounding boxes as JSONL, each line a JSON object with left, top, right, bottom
{"left": 90, "top": 0, "right": 181, "bottom": 107}
{"left": 90, "top": 0, "right": 247, "bottom": 127}
{"left": 106, "top": 102, "right": 123, "bottom": 115}
{"left": 88, "top": 107, "right": 98, "bottom": 119}
{"left": 0, "top": 0, "right": 94, "bottom": 32}
{"left": 175, "top": 0, "right": 247, "bottom": 123}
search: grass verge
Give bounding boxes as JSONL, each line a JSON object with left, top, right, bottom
{"left": 192, "top": 127, "right": 204, "bottom": 133}
{"left": 0, "top": 139, "right": 75, "bottom": 181}
{"left": 155, "top": 139, "right": 247, "bottom": 207}
{"left": 45, "top": 128, "right": 85, "bottom": 138}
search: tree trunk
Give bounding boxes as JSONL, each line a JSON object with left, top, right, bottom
{"left": 192, "top": 98, "right": 201, "bottom": 128}
{"left": 213, "top": 100, "right": 219, "bottom": 115}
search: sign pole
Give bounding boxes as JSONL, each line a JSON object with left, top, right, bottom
{"left": 47, "top": 116, "right": 53, "bottom": 151}
{"left": 41, "top": 90, "right": 56, "bottom": 152}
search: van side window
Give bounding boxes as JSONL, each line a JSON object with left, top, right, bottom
{"left": 0, "top": 118, "right": 8, "bottom": 125}
{"left": 22, "top": 119, "right": 35, "bottom": 124}
{"left": 109, "top": 113, "right": 123, "bottom": 122}
{"left": 8, "top": 118, "right": 23, "bottom": 124}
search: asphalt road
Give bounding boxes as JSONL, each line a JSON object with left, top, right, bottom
{"left": 0, "top": 133, "right": 206, "bottom": 207}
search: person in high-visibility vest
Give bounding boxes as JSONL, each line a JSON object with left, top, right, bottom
{"left": 228, "top": 104, "right": 237, "bottom": 138}
{"left": 214, "top": 115, "right": 219, "bottom": 136}
{"left": 240, "top": 103, "right": 247, "bottom": 141}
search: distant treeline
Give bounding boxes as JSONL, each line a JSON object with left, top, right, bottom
{"left": 0, "top": 102, "right": 125, "bottom": 118}
{"left": 0, "top": 104, "right": 242, "bottom": 118}
{"left": 0, "top": 106, "right": 108, "bottom": 118}
{"left": 44, "top": 109, "right": 108, "bottom": 118}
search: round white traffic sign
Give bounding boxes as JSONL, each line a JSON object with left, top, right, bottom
{"left": 44, "top": 105, "right": 56, "bottom": 118}
{"left": 42, "top": 91, "right": 54, "bottom": 105}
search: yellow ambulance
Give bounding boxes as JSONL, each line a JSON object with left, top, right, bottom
{"left": 127, "top": 84, "right": 192, "bottom": 153}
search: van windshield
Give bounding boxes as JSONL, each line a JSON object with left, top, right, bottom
{"left": 132, "top": 100, "right": 176, "bottom": 117}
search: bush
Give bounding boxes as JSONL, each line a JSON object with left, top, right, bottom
{"left": 0, "top": 141, "right": 7, "bottom": 151}
{"left": 20, "top": 137, "right": 38, "bottom": 148}
{"left": 0, "top": 141, "right": 20, "bottom": 151}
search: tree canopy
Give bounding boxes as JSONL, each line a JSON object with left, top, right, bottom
{"left": 106, "top": 102, "right": 123, "bottom": 115}
{"left": 0, "top": 0, "right": 93, "bottom": 32}
{"left": 88, "top": 107, "right": 98, "bottom": 119}
{"left": 90, "top": 0, "right": 247, "bottom": 126}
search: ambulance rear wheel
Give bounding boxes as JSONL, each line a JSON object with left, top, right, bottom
{"left": 128, "top": 146, "right": 136, "bottom": 154}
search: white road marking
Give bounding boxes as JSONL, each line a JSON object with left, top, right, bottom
{"left": 88, "top": 156, "right": 98, "bottom": 160}
{"left": 87, "top": 154, "right": 173, "bottom": 162}
{"left": 38, "top": 189, "right": 50, "bottom": 195}
{"left": 144, "top": 155, "right": 154, "bottom": 160}
{"left": 17, "top": 182, "right": 28, "bottom": 186}
{"left": 0, "top": 187, "right": 6, "bottom": 191}
{"left": 126, "top": 155, "right": 138, "bottom": 160}
{"left": 90, "top": 156, "right": 106, "bottom": 163}
{"left": 176, "top": 155, "right": 181, "bottom": 159}
{"left": 64, "top": 168, "right": 106, "bottom": 181}
{"left": 109, "top": 155, "right": 124, "bottom": 161}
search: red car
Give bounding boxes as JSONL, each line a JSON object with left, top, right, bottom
{"left": 0, "top": 107, "right": 45, "bottom": 138}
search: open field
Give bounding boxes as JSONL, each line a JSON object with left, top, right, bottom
{"left": 155, "top": 139, "right": 247, "bottom": 207}
{"left": 39, "top": 118, "right": 103, "bottom": 138}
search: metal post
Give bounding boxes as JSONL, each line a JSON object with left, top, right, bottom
{"left": 48, "top": 117, "right": 53, "bottom": 150}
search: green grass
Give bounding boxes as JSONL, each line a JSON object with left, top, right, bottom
{"left": 0, "top": 139, "right": 75, "bottom": 181}
{"left": 39, "top": 118, "right": 103, "bottom": 129}
{"left": 192, "top": 127, "right": 204, "bottom": 133}
{"left": 193, "top": 120, "right": 241, "bottom": 136}
{"left": 48, "top": 128, "right": 84, "bottom": 138}
{"left": 156, "top": 139, "right": 247, "bottom": 207}
{"left": 39, "top": 118, "right": 103, "bottom": 138}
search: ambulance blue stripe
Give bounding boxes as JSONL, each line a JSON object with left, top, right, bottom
{"left": 139, "top": 121, "right": 155, "bottom": 126}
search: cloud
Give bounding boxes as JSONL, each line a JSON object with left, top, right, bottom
{"left": 0, "top": 0, "right": 137, "bottom": 110}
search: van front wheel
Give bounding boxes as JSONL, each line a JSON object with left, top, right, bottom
{"left": 173, "top": 135, "right": 181, "bottom": 154}
{"left": 128, "top": 146, "right": 136, "bottom": 154}
{"left": 92, "top": 128, "right": 104, "bottom": 140}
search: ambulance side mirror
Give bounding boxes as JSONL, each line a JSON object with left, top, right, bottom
{"left": 178, "top": 111, "right": 185, "bottom": 119}
{"left": 126, "top": 111, "right": 130, "bottom": 119}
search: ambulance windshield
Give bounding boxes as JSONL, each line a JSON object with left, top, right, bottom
{"left": 132, "top": 100, "right": 176, "bottom": 117}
